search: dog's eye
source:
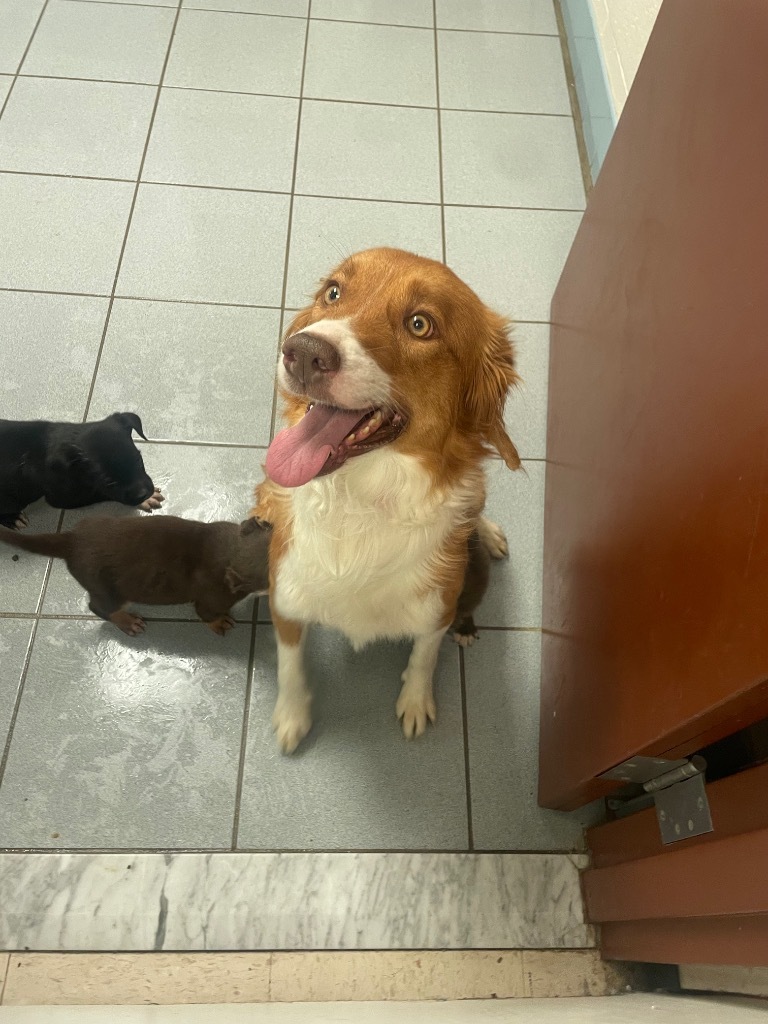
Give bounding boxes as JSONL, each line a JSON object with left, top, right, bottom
{"left": 324, "top": 283, "right": 341, "bottom": 304}
{"left": 406, "top": 313, "right": 434, "bottom": 339}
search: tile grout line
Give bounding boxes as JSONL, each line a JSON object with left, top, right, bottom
{"left": 8, "top": 74, "right": 576, "bottom": 118}
{"left": 432, "top": 0, "right": 447, "bottom": 264}
{"left": 0, "top": 845, "right": 585, "bottom": 855}
{"left": 0, "top": 612, "right": 544, "bottom": 630}
{"left": 0, "top": 547, "right": 55, "bottom": 792}
{"left": 60, "top": 0, "right": 178, "bottom": 7}
{"left": 268, "top": 0, "right": 313, "bottom": 438}
{"left": 0, "top": 952, "right": 9, "bottom": 1005}
{"left": 0, "top": 286, "right": 284, "bottom": 307}
{"left": 268, "top": 309, "right": 286, "bottom": 442}
{"left": 137, "top": 439, "right": 270, "bottom": 449}
{"left": 0, "top": 611, "right": 256, "bottom": 622}
{"left": 61, "top": 0, "right": 181, "bottom": 6}
{"left": 247, "top": 621, "right": 541, "bottom": 630}
{"left": 553, "top": 0, "right": 593, "bottom": 198}
{"left": 56, "top": 0, "right": 562, "bottom": 38}
{"left": 115, "top": 294, "right": 282, "bottom": 309}
{"left": 80, "top": 0, "right": 185, "bottom": 423}
{"left": 0, "top": 172, "right": 585, "bottom": 213}
{"left": 0, "top": 287, "right": 558, "bottom": 327}
{"left": 458, "top": 646, "right": 475, "bottom": 851}
{"left": 0, "top": 0, "right": 52, "bottom": 122}
{"left": 230, "top": 602, "right": 260, "bottom": 850}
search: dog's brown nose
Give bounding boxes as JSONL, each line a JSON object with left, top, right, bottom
{"left": 282, "top": 332, "right": 340, "bottom": 387}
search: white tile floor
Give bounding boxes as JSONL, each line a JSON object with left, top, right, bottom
{"left": 0, "top": 0, "right": 599, "bottom": 856}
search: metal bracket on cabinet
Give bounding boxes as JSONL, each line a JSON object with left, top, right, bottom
{"left": 599, "top": 755, "right": 714, "bottom": 845}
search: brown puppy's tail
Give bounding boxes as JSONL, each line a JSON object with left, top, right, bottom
{"left": 0, "top": 526, "right": 72, "bottom": 558}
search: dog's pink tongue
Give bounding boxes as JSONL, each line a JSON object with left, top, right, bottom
{"left": 266, "top": 404, "right": 362, "bottom": 487}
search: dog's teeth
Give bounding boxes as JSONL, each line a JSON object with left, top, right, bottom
{"left": 359, "top": 426, "right": 370, "bottom": 436}
{"left": 346, "top": 433, "right": 356, "bottom": 443}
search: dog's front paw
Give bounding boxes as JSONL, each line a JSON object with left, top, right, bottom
{"left": 109, "top": 610, "right": 146, "bottom": 636}
{"left": 0, "top": 512, "right": 28, "bottom": 531}
{"left": 272, "top": 696, "right": 312, "bottom": 754}
{"left": 396, "top": 679, "right": 436, "bottom": 740}
{"left": 138, "top": 489, "right": 165, "bottom": 512}
{"left": 207, "top": 614, "right": 235, "bottom": 637}
{"left": 478, "top": 516, "right": 508, "bottom": 559}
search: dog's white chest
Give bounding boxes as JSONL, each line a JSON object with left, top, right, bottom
{"left": 272, "top": 453, "right": 471, "bottom": 647}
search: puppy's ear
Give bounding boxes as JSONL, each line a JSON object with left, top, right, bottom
{"left": 114, "top": 412, "right": 148, "bottom": 441}
{"left": 240, "top": 516, "right": 272, "bottom": 536}
{"left": 466, "top": 313, "right": 521, "bottom": 472}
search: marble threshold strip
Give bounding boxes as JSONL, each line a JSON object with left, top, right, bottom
{"left": 0, "top": 852, "right": 593, "bottom": 952}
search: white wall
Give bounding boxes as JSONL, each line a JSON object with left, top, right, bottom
{"left": 589, "top": 0, "right": 663, "bottom": 115}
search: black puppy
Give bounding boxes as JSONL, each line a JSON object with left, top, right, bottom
{"left": 0, "top": 412, "right": 163, "bottom": 530}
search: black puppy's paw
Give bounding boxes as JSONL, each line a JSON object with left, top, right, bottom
{"left": 0, "top": 512, "right": 28, "bottom": 531}
{"left": 138, "top": 489, "right": 165, "bottom": 512}
{"left": 451, "top": 615, "right": 479, "bottom": 648}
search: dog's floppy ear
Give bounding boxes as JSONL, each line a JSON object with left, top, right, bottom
{"left": 114, "top": 412, "right": 148, "bottom": 441}
{"left": 466, "top": 313, "right": 521, "bottom": 471}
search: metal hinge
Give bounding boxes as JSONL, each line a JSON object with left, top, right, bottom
{"left": 599, "top": 755, "right": 714, "bottom": 846}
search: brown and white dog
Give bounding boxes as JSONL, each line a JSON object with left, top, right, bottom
{"left": 254, "top": 248, "right": 520, "bottom": 753}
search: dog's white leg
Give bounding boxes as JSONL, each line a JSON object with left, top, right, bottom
{"left": 272, "top": 613, "right": 312, "bottom": 754}
{"left": 477, "top": 515, "right": 508, "bottom": 559}
{"left": 396, "top": 626, "right": 447, "bottom": 739}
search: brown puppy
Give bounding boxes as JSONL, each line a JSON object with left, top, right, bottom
{"left": 0, "top": 515, "right": 271, "bottom": 636}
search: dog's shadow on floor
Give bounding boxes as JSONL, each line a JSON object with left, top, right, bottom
{"left": 239, "top": 625, "right": 470, "bottom": 849}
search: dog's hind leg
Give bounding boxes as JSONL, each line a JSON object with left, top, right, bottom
{"left": 271, "top": 611, "right": 311, "bottom": 755}
{"left": 87, "top": 585, "right": 145, "bottom": 637}
{"left": 194, "top": 600, "right": 236, "bottom": 637}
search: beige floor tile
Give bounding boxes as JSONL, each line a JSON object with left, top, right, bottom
{"left": 269, "top": 951, "right": 525, "bottom": 1002}
{"left": 2, "top": 954, "right": 271, "bottom": 1006}
{"left": 522, "top": 951, "right": 633, "bottom": 997}
{"left": 2, "top": 951, "right": 636, "bottom": 1006}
